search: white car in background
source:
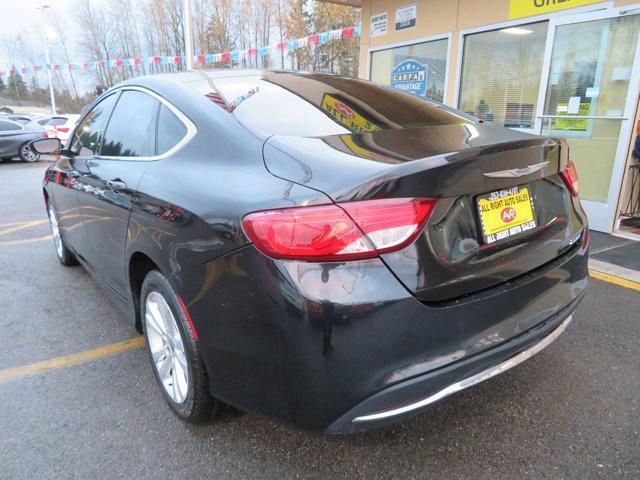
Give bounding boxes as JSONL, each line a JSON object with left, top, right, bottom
{"left": 44, "top": 115, "right": 80, "bottom": 144}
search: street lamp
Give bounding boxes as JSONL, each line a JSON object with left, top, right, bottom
{"left": 39, "top": 4, "right": 57, "bottom": 115}
{"left": 183, "top": 0, "right": 194, "bottom": 70}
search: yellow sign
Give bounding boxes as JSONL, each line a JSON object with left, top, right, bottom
{"left": 553, "top": 102, "right": 591, "bottom": 131}
{"left": 478, "top": 186, "right": 536, "bottom": 243}
{"left": 321, "top": 94, "right": 380, "bottom": 133}
{"left": 509, "top": 0, "right": 604, "bottom": 19}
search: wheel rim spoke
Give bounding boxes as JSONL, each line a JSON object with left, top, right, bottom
{"left": 144, "top": 291, "right": 189, "bottom": 404}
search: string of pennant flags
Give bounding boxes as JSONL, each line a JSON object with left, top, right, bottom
{"left": 0, "top": 26, "right": 360, "bottom": 77}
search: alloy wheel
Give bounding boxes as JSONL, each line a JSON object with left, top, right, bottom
{"left": 145, "top": 291, "right": 190, "bottom": 404}
{"left": 48, "top": 204, "right": 64, "bottom": 259}
{"left": 20, "top": 144, "right": 39, "bottom": 162}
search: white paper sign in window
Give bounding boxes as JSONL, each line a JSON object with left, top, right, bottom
{"left": 395, "top": 4, "right": 417, "bottom": 31}
{"left": 371, "top": 12, "right": 388, "bottom": 37}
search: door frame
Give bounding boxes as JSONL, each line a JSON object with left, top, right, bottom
{"left": 534, "top": 6, "right": 640, "bottom": 232}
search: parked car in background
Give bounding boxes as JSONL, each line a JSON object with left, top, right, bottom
{"left": 0, "top": 118, "right": 45, "bottom": 162}
{"left": 44, "top": 115, "right": 80, "bottom": 144}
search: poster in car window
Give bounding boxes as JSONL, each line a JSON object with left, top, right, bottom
{"left": 391, "top": 60, "right": 427, "bottom": 96}
{"left": 370, "top": 12, "right": 388, "bottom": 37}
{"left": 395, "top": 4, "right": 416, "bottom": 31}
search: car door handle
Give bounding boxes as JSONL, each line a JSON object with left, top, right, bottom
{"left": 106, "top": 179, "right": 127, "bottom": 192}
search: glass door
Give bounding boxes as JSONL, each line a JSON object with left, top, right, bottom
{"left": 536, "top": 9, "right": 640, "bottom": 232}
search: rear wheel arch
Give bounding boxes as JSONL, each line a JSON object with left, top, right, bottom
{"left": 129, "top": 251, "right": 162, "bottom": 333}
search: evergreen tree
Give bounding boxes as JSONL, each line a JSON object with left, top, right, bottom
{"left": 0, "top": 76, "right": 5, "bottom": 97}
{"left": 5, "top": 71, "right": 29, "bottom": 103}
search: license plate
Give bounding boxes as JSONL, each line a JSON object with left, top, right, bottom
{"left": 477, "top": 185, "right": 536, "bottom": 244}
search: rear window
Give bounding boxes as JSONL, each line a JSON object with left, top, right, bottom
{"left": 47, "top": 117, "right": 68, "bottom": 126}
{"left": 206, "top": 72, "right": 474, "bottom": 137}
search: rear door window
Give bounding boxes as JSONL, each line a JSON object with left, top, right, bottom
{"left": 0, "top": 120, "right": 21, "bottom": 132}
{"left": 101, "top": 90, "right": 159, "bottom": 158}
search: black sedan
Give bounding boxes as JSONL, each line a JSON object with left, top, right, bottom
{"left": 34, "top": 70, "right": 589, "bottom": 434}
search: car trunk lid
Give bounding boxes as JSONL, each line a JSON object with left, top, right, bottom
{"left": 263, "top": 124, "right": 585, "bottom": 301}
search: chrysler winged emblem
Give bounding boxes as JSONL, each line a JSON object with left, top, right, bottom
{"left": 483, "top": 161, "right": 549, "bottom": 178}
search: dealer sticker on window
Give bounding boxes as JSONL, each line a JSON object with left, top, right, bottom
{"left": 477, "top": 185, "right": 536, "bottom": 244}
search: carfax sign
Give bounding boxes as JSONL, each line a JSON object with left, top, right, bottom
{"left": 391, "top": 60, "right": 427, "bottom": 96}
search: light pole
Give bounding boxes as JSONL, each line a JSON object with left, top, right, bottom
{"left": 39, "top": 5, "right": 57, "bottom": 115}
{"left": 183, "top": 0, "right": 194, "bottom": 70}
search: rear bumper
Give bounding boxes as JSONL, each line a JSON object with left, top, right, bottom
{"left": 172, "top": 229, "right": 588, "bottom": 433}
{"left": 326, "top": 306, "right": 577, "bottom": 434}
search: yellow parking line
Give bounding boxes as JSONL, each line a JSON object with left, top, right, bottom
{"left": 0, "top": 220, "right": 48, "bottom": 237}
{"left": 589, "top": 269, "right": 640, "bottom": 292}
{"left": 0, "top": 235, "right": 52, "bottom": 246}
{"left": 0, "top": 337, "right": 145, "bottom": 384}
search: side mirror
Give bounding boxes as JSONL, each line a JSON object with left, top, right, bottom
{"left": 30, "top": 138, "right": 62, "bottom": 155}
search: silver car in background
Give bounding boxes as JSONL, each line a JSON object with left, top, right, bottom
{"left": 0, "top": 118, "right": 46, "bottom": 162}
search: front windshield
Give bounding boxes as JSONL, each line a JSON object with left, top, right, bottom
{"left": 207, "top": 72, "right": 475, "bottom": 138}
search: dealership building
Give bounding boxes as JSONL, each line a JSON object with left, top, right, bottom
{"left": 334, "top": 0, "right": 640, "bottom": 233}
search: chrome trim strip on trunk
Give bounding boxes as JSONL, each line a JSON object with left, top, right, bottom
{"left": 353, "top": 315, "right": 573, "bottom": 423}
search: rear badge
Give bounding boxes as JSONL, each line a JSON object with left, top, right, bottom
{"left": 483, "top": 162, "right": 548, "bottom": 178}
{"left": 477, "top": 185, "right": 536, "bottom": 244}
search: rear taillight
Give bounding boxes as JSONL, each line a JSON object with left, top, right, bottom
{"left": 242, "top": 198, "right": 436, "bottom": 262}
{"left": 560, "top": 160, "right": 579, "bottom": 197}
{"left": 57, "top": 127, "right": 69, "bottom": 133}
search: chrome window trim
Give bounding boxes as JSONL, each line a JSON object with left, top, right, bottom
{"left": 96, "top": 85, "right": 197, "bottom": 162}
{"left": 352, "top": 314, "right": 573, "bottom": 424}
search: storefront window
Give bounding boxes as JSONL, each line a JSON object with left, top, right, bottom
{"left": 370, "top": 38, "right": 448, "bottom": 102}
{"left": 458, "top": 22, "right": 548, "bottom": 128}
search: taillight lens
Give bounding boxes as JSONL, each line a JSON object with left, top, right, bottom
{"left": 242, "top": 198, "right": 436, "bottom": 262}
{"left": 57, "top": 127, "right": 70, "bottom": 133}
{"left": 560, "top": 160, "right": 579, "bottom": 197}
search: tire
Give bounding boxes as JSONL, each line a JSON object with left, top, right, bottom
{"left": 47, "top": 201, "right": 77, "bottom": 266}
{"left": 141, "top": 270, "right": 219, "bottom": 423}
{"left": 18, "top": 142, "right": 40, "bottom": 162}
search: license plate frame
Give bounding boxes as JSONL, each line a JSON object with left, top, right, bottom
{"left": 476, "top": 185, "right": 536, "bottom": 244}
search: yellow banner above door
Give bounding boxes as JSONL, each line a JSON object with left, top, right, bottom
{"left": 509, "top": 0, "right": 604, "bottom": 19}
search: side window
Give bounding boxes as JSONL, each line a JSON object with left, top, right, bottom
{"left": 69, "top": 93, "right": 118, "bottom": 156}
{"left": 156, "top": 104, "right": 187, "bottom": 155}
{"left": 0, "top": 120, "right": 20, "bottom": 132}
{"left": 101, "top": 90, "right": 159, "bottom": 157}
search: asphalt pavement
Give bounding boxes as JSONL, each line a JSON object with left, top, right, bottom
{"left": 0, "top": 160, "right": 638, "bottom": 479}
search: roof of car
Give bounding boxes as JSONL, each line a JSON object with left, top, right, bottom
{"left": 117, "top": 69, "right": 330, "bottom": 89}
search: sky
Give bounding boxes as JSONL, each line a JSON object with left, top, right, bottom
{"left": 0, "top": 0, "right": 79, "bottom": 70}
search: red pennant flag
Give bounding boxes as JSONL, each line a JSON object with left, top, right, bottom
{"left": 174, "top": 56, "right": 182, "bottom": 65}
{"left": 134, "top": 58, "right": 141, "bottom": 65}
{"left": 153, "top": 56, "right": 161, "bottom": 64}
{"left": 116, "top": 58, "right": 123, "bottom": 66}
{"left": 82, "top": 63, "right": 89, "bottom": 70}
{"left": 53, "top": 64, "right": 60, "bottom": 70}
{"left": 9, "top": 69, "right": 15, "bottom": 76}
{"left": 308, "top": 34, "right": 319, "bottom": 46}
{"left": 248, "top": 48, "right": 257, "bottom": 57}
{"left": 221, "top": 52, "right": 230, "bottom": 62}
{"left": 197, "top": 54, "right": 205, "bottom": 64}
{"left": 98, "top": 60, "right": 105, "bottom": 68}
{"left": 277, "top": 42, "right": 287, "bottom": 52}
{"left": 341, "top": 27, "right": 355, "bottom": 38}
